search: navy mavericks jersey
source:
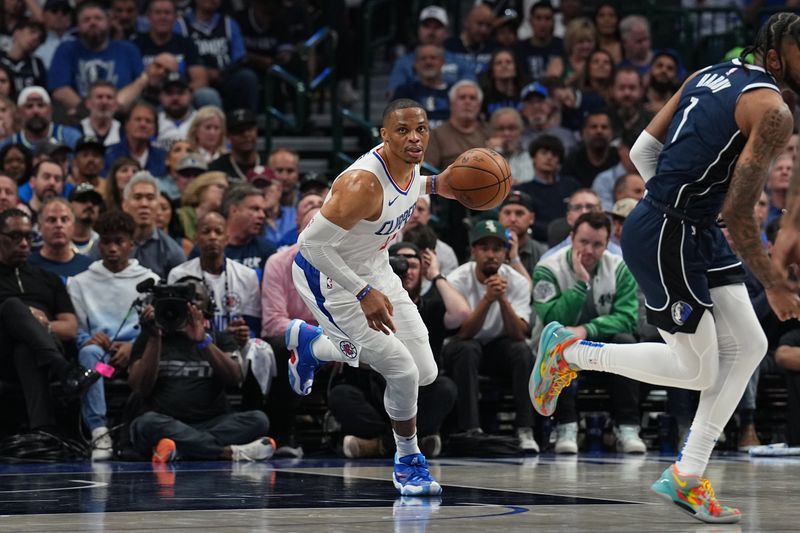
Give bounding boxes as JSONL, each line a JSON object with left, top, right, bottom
{"left": 648, "top": 58, "right": 779, "bottom": 217}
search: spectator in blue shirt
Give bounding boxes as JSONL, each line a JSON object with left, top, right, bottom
{"left": 10, "top": 86, "right": 81, "bottom": 152}
{"left": 49, "top": 1, "right": 146, "bottom": 116}
{"left": 27, "top": 197, "right": 93, "bottom": 283}
{"left": 104, "top": 102, "right": 167, "bottom": 178}
{"left": 387, "top": 6, "right": 474, "bottom": 98}
{"left": 394, "top": 45, "right": 451, "bottom": 129}
{"left": 175, "top": 0, "right": 258, "bottom": 112}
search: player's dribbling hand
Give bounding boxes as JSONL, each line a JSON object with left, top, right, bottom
{"left": 766, "top": 280, "right": 800, "bottom": 321}
{"left": 360, "top": 288, "right": 396, "bottom": 335}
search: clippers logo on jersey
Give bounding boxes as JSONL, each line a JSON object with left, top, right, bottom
{"left": 374, "top": 203, "right": 417, "bottom": 236}
{"left": 671, "top": 301, "right": 694, "bottom": 326}
{"left": 339, "top": 340, "right": 358, "bottom": 359}
{"left": 695, "top": 72, "right": 731, "bottom": 93}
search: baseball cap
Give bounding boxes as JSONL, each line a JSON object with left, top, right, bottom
{"left": 176, "top": 153, "right": 207, "bottom": 174}
{"left": 500, "top": 190, "right": 534, "bottom": 212}
{"left": 246, "top": 165, "right": 275, "bottom": 187}
{"left": 162, "top": 71, "right": 189, "bottom": 91}
{"left": 75, "top": 136, "right": 105, "bottom": 154}
{"left": 494, "top": 8, "right": 519, "bottom": 29}
{"left": 520, "top": 81, "right": 549, "bottom": 101}
{"left": 44, "top": 0, "right": 72, "bottom": 12}
{"left": 469, "top": 220, "right": 509, "bottom": 246}
{"left": 299, "top": 172, "right": 331, "bottom": 193}
{"left": 608, "top": 198, "right": 639, "bottom": 220}
{"left": 69, "top": 182, "right": 104, "bottom": 205}
{"left": 419, "top": 6, "right": 448, "bottom": 26}
{"left": 17, "top": 86, "right": 51, "bottom": 107}
{"left": 33, "top": 138, "right": 70, "bottom": 157}
{"left": 226, "top": 108, "right": 257, "bottom": 132}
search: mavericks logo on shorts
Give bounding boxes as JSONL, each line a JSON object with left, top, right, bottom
{"left": 671, "top": 301, "right": 694, "bottom": 326}
{"left": 339, "top": 340, "right": 358, "bottom": 359}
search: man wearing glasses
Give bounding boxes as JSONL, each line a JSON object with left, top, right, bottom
{"left": 0, "top": 209, "right": 99, "bottom": 434}
{"left": 542, "top": 188, "right": 622, "bottom": 259}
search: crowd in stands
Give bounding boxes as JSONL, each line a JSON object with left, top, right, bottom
{"left": 0, "top": 0, "right": 798, "bottom": 463}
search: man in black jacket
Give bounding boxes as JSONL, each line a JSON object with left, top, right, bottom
{"left": 0, "top": 208, "right": 98, "bottom": 431}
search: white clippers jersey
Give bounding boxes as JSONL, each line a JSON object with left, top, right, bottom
{"left": 318, "top": 144, "right": 420, "bottom": 278}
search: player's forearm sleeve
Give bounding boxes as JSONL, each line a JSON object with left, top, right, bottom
{"left": 298, "top": 212, "right": 369, "bottom": 296}
{"left": 630, "top": 130, "right": 663, "bottom": 182}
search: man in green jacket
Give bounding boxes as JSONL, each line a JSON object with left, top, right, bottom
{"left": 533, "top": 211, "right": 645, "bottom": 454}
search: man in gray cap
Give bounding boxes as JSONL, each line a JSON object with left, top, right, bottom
{"left": 387, "top": 6, "right": 474, "bottom": 97}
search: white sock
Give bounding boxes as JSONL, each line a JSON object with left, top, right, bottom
{"left": 563, "top": 311, "right": 719, "bottom": 390}
{"left": 310, "top": 335, "right": 350, "bottom": 362}
{"left": 676, "top": 422, "right": 721, "bottom": 476}
{"left": 394, "top": 430, "right": 420, "bottom": 458}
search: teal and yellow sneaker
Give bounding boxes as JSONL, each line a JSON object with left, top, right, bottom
{"left": 651, "top": 464, "right": 742, "bottom": 524}
{"left": 529, "top": 321, "right": 579, "bottom": 416}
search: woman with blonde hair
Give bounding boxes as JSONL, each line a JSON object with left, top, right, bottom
{"left": 187, "top": 106, "right": 227, "bottom": 163}
{"left": 176, "top": 171, "right": 229, "bottom": 242}
{"left": 563, "top": 18, "right": 598, "bottom": 88}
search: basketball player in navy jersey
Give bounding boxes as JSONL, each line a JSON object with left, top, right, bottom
{"left": 284, "top": 99, "right": 463, "bottom": 496}
{"left": 531, "top": 13, "right": 800, "bottom": 523}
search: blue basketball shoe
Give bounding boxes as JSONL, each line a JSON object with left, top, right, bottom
{"left": 286, "top": 319, "right": 323, "bottom": 396}
{"left": 393, "top": 453, "right": 442, "bottom": 496}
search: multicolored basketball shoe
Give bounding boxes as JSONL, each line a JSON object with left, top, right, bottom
{"left": 530, "top": 321, "right": 580, "bottom": 416}
{"left": 286, "top": 319, "right": 323, "bottom": 396}
{"left": 651, "top": 464, "right": 742, "bottom": 524}
{"left": 393, "top": 453, "right": 442, "bottom": 496}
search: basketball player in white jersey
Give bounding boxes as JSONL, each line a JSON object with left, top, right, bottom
{"left": 286, "top": 99, "right": 461, "bottom": 496}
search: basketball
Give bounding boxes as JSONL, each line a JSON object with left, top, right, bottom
{"left": 447, "top": 148, "right": 512, "bottom": 210}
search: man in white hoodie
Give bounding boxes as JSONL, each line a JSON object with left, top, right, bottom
{"left": 68, "top": 210, "right": 159, "bottom": 461}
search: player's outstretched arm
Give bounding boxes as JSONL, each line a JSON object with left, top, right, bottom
{"left": 423, "top": 165, "right": 457, "bottom": 200}
{"left": 724, "top": 91, "right": 799, "bottom": 320}
{"left": 298, "top": 171, "right": 397, "bottom": 335}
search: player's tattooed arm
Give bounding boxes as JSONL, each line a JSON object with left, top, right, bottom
{"left": 724, "top": 104, "right": 793, "bottom": 290}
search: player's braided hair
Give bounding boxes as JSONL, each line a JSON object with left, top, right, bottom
{"left": 741, "top": 12, "right": 800, "bottom": 66}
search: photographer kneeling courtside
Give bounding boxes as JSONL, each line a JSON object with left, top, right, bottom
{"left": 128, "top": 278, "right": 273, "bottom": 462}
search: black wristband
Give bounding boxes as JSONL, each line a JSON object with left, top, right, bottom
{"left": 432, "top": 274, "right": 447, "bottom": 284}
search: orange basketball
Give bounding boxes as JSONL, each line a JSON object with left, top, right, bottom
{"left": 447, "top": 148, "right": 512, "bottom": 210}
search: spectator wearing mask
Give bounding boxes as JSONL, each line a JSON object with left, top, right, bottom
{"left": 532, "top": 212, "right": 643, "bottom": 454}
{"left": 68, "top": 210, "right": 159, "bottom": 460}
{"left": 442, "top": 221, "right": 536, "bottom": 452}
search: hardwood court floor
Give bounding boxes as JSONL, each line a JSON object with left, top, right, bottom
{"left": 0, "top": 453, "right": 796, "bottom": 532}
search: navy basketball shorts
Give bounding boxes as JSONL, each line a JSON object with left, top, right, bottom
{"left": 620, "top": 201, "right": 746, "bottom": 334}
